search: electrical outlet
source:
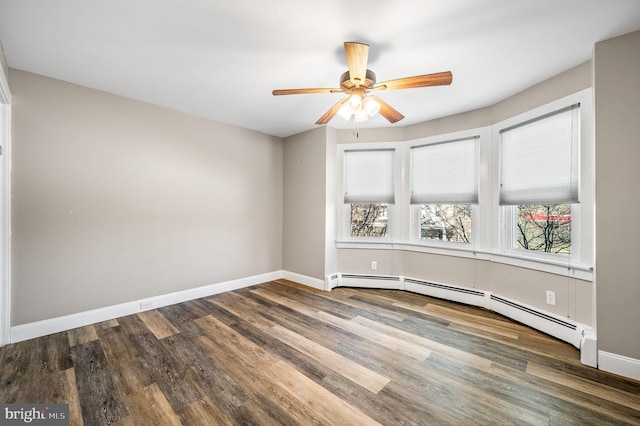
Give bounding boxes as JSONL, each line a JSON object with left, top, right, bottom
{"left": 370, "top": 260, "right": 377, "bottom": 270}
{"left": 545, "top": 290, "right": 556, "bottom": 306}
{"left": 140, "top": 300, "right": 153, "bottom": 310}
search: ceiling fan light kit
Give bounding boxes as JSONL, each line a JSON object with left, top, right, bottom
{"left": 337, "top": 92, "right": 381, "bottom": 122}
{"left": 363, "top": 96, "right": 381, "bottom": 116}
{"left": 273, "top": 42, "right": 453, "bottom": 126}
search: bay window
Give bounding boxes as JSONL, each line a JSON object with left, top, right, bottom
{"left": 337, "top": 88, "right": 592, "bottom": 277}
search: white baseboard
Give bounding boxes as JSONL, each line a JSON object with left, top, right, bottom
{"left": 281, "top": 270, "right": 325, "bottom": 291}
{"left": 598, "top": 351, "right": 640, "bottom": 381}
{"left": 10, "top": 270, "right": 284, "bottom": 343}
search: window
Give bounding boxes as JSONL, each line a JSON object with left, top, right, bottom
{"left": 343, "top": 148, "right": 395, "bottom": 238}
{"left": 499, "top": 104, "right": 580, "bottom": 256}
{"left": 420, "top": 204, "right": 472, "bottom": 243}
{"left": 410, "top": 137, "right": 478, "bottom": 244}
{"left": 515, "top": 204, "right": 571, "bottom": 253}
{"left": 350, "top": 203, "right": 388, "bottom": 237}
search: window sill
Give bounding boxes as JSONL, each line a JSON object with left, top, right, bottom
{"left": 335, "top": 240, "right": 593, "bottom": 281}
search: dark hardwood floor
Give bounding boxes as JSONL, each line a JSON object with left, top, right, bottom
{"left": 1, "top": 279, "right": 640, "bottom": 425}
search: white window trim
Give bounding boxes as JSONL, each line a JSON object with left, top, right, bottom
{"left": 493, "top": 88, "right": 593, "bottom": 268}
{"left": 407, "top": 127, "right": 489, "bottom": 251}
{"left": 337, "top": 142, "right": 402, "bottom": 242}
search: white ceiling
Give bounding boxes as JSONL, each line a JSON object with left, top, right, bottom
{"left": 1, "top": 1, "right": 640, "bottom": 138}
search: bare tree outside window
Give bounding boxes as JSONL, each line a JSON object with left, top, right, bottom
{"left": 350, "top": 203, "right": 388, "bottom": 237}
{"left": 420, "top": 204, "right": 472, "bottom": 243}
{"left": 516, "top": 204, "right": 571, "bottom": 253}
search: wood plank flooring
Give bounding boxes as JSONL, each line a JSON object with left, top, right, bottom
{"left": 2, "top": 279, "right": 640, "bottom": 425}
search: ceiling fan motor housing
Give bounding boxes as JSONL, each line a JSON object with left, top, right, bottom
{"left": 340, "top": 69, "right": 377, "bottom": 90}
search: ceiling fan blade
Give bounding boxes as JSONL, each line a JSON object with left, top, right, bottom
{"left": 273, "top": 87, "right": 342, "bottom": 95}
{"left": 344, "top": 42, "right": 369, "bottom": 87}
{"left": 374, "top": 71, "right": 453, "bottom": 91}
{"left": 370, "top": 95, "right": 404, "bottom": 123}
{"left": 316, "top": 98, "right": 348, "bottom": 125}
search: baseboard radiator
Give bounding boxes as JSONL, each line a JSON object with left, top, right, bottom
{"left": 325, "top": 273, "right": 340, "bottom": 291}
{"left": 339, "top": 274, "right": 402, "bottom": 290}
{"left": 336, "top": 274, "right": 597, "bottom": 367}
{"left": 489, "top": 294, "right": 582, "bottom": 347}
{"left": 404, "top": 277, "right": 490, "bottom": 309}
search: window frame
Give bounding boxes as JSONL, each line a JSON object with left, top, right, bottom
{"left": 408, "top": 129, "right": 486, "bottom": 250}
{"left": 413, "top": 203, "right": 475, "bottom": 246}
{"left": 501, "top": 203, "right": 580, "bottom": 262}
{"left": 494, "top": 89, "right": 593, "bottom": 268}
{"left": 337, "top": 143, "right": 401, "bottom": 243}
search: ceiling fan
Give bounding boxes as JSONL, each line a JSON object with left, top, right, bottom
{"left": 272, "top": 42, "right": 453, "bottom": 125}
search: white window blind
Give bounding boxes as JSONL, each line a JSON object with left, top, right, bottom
{"left": 410, "top": 137, "right": 478, "bottom": 204}
{"left": 499, "top": 104, "right": 580, "bottom": 205}
{"left": 344, "top": 149, "right": 395, "bottom": 204}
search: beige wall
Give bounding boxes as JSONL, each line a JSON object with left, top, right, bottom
{"left": 324, "top": 127, "right": 338, "bottom": 276}
{"left": 10, "top": 69, "right": 283, "bottom": 325}
{"left": 594, "top": 30, "right": 640, "bottom": 359}
{"left": 283, "top": 127, "right": 327, "bottom": 280}
{"left": 282, "top": 126, "right": 338, "bottom": 281}
{"left": 334, "top": 60, "right": 594, "bottom": 324}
